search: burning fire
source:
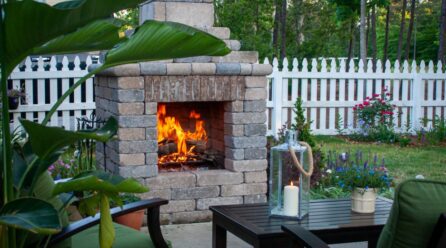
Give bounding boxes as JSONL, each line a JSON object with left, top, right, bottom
{"left": 157, "top": 104, "right": 207, "bottom": 164}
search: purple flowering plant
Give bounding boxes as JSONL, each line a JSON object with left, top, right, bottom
{"left": 324, "top": 150, "right": 393, "bottom": 191}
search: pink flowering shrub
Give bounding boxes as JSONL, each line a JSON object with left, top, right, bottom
{"left": 352, "top": 88, "right": 398, "bottom": 142}
{"left": 48, "top": 158, "right": 76, "bottom": 180}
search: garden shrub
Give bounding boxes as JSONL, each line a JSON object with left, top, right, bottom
{"left": 267, "top": 97, "right": 325, "bottom": 187}
{"left": 351, "top": 88, "right": 399, "bottom": 143}
{"left": 417, "top": 116, "right": 446, "bottom": 145}
{"left": 291, "top": 97, "right": 316, "bottom": 148}
{"left": 291, "top": 97, "right": 324, "bottom": 186}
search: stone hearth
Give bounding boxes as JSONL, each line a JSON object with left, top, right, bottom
{"left": 93, "top": 0, "right": 272, "bottom": 224}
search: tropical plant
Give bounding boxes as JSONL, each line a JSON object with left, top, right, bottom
{"left": 0, "top": 1, "right": 229, "bottom": 247}
{"left": 109, "top": 193, "right": 141, "bottom": 208}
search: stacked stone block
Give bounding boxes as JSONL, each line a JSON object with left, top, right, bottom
{"left": 141, "top": 170, "right": 267, "bottom": 224}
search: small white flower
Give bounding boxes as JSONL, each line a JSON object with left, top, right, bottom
{"left": 326, "top": 169, "right": 332, "bottom": 174}
{"left": 415, "top": 174, "right": 425, "bottom": 179}
{"left": 74, "top": 150, "right": 80, "bottom": 157}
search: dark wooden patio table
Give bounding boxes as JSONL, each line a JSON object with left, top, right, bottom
{"left": 210, "top": 197, "right": 393, "bottom": 248}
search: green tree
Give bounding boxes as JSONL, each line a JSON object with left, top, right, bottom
{"left": 215, "top": 0, "right": 274, "bottom": 59}
{"left": 214, "top": 0, "right": 442, "bottom": 62}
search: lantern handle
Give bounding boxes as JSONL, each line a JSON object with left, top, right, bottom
{"left": 288, "top": 141, "right": 314, "bottom": 177}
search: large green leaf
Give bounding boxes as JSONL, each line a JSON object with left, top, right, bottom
{"left": 2, "top": 0, "right": 145, "bottom": 74}
{"left": 78, "top": 193, "right": 101, "bottom": 217}
{"left": 21, "top": 117, "right": 117, "bottom": 159}
{"left": 12, "top": 142, "right": 54, "bottom": 191}
{"left": 33, "top": 173, "right": 70, "bottom": 227}
{"left": 32, "top": 19, "right": 126, "bottom": 56}
{"left": 99, "top": 193, "right": 114, "bottom": 248}
{"left": 103, "top": 20, "right": 231, "bottom": 67}
{"left": 0, "top": 198, "right": 61, "bottom": 234}
{"left": 53, "top": 171, "right": 148, "bottom": 195}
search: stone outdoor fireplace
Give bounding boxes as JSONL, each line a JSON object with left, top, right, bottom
{"left": 93, "top": 0, "right": 272, "bottom": 224}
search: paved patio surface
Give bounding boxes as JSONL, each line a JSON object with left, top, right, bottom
{"left": 158, "top": 222, "right": 367, "bottom": 248}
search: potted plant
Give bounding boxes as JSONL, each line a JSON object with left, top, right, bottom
{"left": 112, "top": 193, "right": 145, "bottom": 230}
{"left": 326, "top": 151, "right": 393, "bottom": 213}
{"left": 7, "top": 88, "right": 26, "bottom": 110}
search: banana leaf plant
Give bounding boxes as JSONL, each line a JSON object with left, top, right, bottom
{"left": 0, "top": 0, "right": 230, "bottom": 247}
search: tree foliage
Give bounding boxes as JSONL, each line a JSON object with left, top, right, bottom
{"left": 215, "top": 0, "right": 274, "bottom": 59}
{"left": 216, "top": 0, "right": 443, "bottom": 62}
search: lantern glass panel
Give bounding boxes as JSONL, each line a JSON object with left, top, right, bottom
{"left": 269, "top": 137, "right": 310, "bottom": 220}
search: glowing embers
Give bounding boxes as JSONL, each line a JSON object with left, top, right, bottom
{"left": 157, "top": 104, "right": 208, "bottom": 166}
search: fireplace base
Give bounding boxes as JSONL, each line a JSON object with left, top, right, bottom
{"left": 142, "top": 170, "right": 266, "bottom": 224}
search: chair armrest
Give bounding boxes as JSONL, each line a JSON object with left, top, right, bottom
{"left": 281, "top": 224, "right": 329, "bottom": 248}
{"left": 428, "top": 212, "right": 446, "bottom": 248}
{"left": 49, "top": 198, "right": 169, "bottom": 247}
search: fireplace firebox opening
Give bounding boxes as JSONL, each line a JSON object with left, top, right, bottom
{"left": 156, "top": 102, "right": 225, "bottom": 172}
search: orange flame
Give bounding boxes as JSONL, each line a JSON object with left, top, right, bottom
{"left": 157, "top": 104, "right": 207, "bottom": 164}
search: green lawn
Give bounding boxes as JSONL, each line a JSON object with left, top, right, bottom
{"left": 314, "top": 136, "right": 446, "bottom": 184}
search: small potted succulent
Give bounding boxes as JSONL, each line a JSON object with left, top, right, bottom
{"left": 112, "top": 193, "right": 145, "bottom": 230}
{"left": 325, "top": 151, "right": 393, "bottom": 213}
{"left": 7, "top": 88, "right": 26, "bottom": 110}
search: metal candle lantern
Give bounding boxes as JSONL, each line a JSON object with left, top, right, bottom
{"left": 269, "top": 130, "right": 313, "bottom": 220}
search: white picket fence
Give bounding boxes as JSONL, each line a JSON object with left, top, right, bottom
{"left": 265, "top": 58, "right": 446, "bottom": 136}
{"left": 9, "top": 55, "right": 96, "bottom": 131}
{"left": 9, "top": 56, "right": 446, "bottom": 136}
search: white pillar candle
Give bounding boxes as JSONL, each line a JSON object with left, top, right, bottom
{"left": 283, "top": 182, "right": 299, "bottom": 216}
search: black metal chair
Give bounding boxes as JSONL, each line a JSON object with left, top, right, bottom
{"left": 49, "top": 198, "right": 170, "bottom": 248}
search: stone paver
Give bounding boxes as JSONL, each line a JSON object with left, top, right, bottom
{"left": 154, "top": 222, "right": 367, "bottom": 248}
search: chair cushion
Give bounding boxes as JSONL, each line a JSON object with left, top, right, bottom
{"left": 377, "top": 179, "right": 446, "bottom": 248}
{"left": 55, "top": 223, "right": 156, "bottom": 248}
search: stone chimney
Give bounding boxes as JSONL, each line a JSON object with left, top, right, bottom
{"left": 139, "top": 0, "right": 215, "bottom": 28}
{"left": 139, "top": 0, "right": 241, "bottom": 52}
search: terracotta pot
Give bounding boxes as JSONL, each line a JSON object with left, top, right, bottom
{"left": 114, "top": 209, "right": 145, "bottom": 230}
{"left": 351, "top": 188, "right": 377, "bottom": 213}
{"left": 9, "top": 97, "right": 19, "bottom": 110}
{"left": 67, "top": 205, "right": 83, "bottom": 222}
